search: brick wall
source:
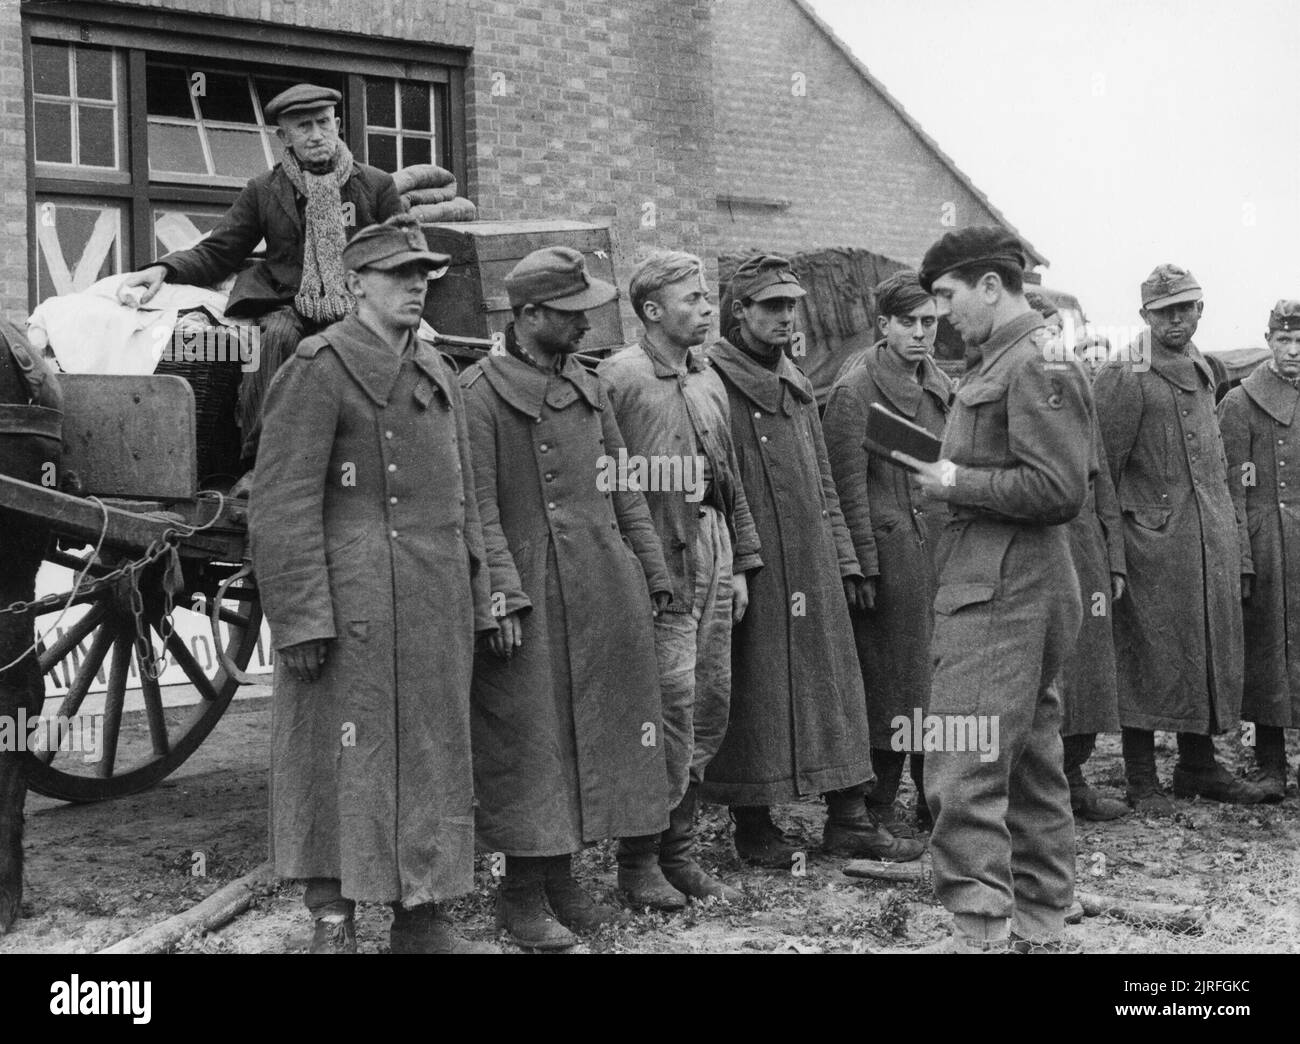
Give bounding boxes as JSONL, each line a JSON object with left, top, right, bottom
{"left": 1, "top": 0, "right": 27, "bottom": 316}
{"left": 712, "top": 0, "right": 1006, "bottom": 268}
{"left": 466, "top": 0, "right": 717, "bottom": 326}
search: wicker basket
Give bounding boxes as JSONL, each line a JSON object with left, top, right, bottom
{"left": 154, "top": 324, "right": 243, "bottom": 484}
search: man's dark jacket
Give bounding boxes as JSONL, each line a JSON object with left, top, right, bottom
{"left": 157, "top": 161, "right": 402, "bottom": 319}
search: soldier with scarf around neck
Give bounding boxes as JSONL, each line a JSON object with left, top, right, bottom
{"left": 116, "top": 84, "right": 402, "bottom": 475}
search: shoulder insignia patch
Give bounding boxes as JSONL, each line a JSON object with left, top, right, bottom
{"left": 1047, "top": 376, "right": 1064, "bottom": 409}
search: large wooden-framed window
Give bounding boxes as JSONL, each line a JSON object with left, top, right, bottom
{"left": 23, "top": 2, "right": 468, "bottom": 308}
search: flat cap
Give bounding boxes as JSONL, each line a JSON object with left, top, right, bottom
{"left": 1269, "top": 299, "right": 1300, "bottom": 332}
{"left": 918, "top": 227, "right": 1026, "bottom": 293}
{"left": 729, "top": 254, "right": 806, "bottom": 303}
{"left": 264, "top": 83, "right": 342, "bottom": 123}
{"left": 1140, "top": 263, "right": 1202, "bottom": 311}
{"left": 343, "top": 214, "right": 450, "bottom": 275}
{"left": 504, "top": 246, "right": 617, "bottom": 311}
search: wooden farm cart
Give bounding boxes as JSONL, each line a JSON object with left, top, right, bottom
{"left": 0, "top": 370, "right": 262, "bottom": 803}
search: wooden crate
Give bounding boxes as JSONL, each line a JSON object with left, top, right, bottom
{"left": 420, "top": 219, "right": 623, "bottom": 353}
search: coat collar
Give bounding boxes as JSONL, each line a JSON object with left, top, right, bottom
{"left": 639, "top": 337, "right": 707, "bottom": 378}
{"left": 868, "top": 340, "right": 951, "bottom": 417}
{"left": 314, "top": 314, "right": 452, "bottom": 407}
{"left": 479, "top": 352, "right": 603, "bottom": 420}
{"left": 1242, "top": 362, "right": 1300, "bottom": 425}
{"left": 967, "top": 311, "right": 1044, "bottom": 374}
{"left": 706, "top": 337, "right": 813, "bottom": 415}
{"left": 1148, "top": 337, "right": 1214, "bottom": 392}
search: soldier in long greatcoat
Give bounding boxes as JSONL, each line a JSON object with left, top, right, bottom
{"left": 1094, "top": 264, "right": 1267, "bottom": 811}
{"left": 702, "top": 255, "right": 923, "bottom": 866}
{"left": 1028, "top": 292, "right": 1128, "bottom": 822}
{"left": 823, "top": 270, "right": 950, "bottom": 837}
{"left": 1216, "top": 298, "right": 1300, "bottom": 801}
{"left": 251, "top": 216, "right": 496, "bottom": 954}
{"left": 462, "top": 247, "right": 672, "bottom": 951}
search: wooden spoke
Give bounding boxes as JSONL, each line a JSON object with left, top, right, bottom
{"left": 137, "top": 646, "right": 169, "bottom": 757}
{"left": 164, "top": 630, "right": 220, "bottom": 703}
{"left": 93, "top": 629, "right": 131, "bottom": 778}
{"left": 36, "top": 601, "right": 110, "bottom": 673}
{"left": 217, "top": 606, "right": 251, "bottom": 628}
{"left": 48, "top": 619, "right": 115, "bottom": 722}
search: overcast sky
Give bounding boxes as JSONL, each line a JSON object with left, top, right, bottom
{"left": 808, "top": 0, "right": 1300, "bottom": 352}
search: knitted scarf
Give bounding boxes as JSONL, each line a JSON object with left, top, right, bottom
{"left": 281, "top": 141, "right": 356, "bottom": 323}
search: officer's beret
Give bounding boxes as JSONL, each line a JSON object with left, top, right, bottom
{"left": 504, "top": 246, "right": 617, "bottom": 311}
{"left": 874, "top": 269, "right": 930, "bottom": 318}
{"left": 918, "top": 227, "right": 1026, "bottom": 293}
{"left": 343, "top": 214, "right": 450, "bottom": 275}
{"left": 1269, "top": 299, "right": 1300, "bottom": 332}
{"left": 1140, "top": 264, "right": 1202, "bottom": 311}
{"left": 729, "top": 254, "right": 807, "bottom": 303}
{"left": 264, "top": 83, "right": 342, "bottom": 123}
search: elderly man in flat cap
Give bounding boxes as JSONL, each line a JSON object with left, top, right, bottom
{"left": 702, "top": 255, "right": 924, "bottom": 867}
{"left": 1094, "top": 265, "right": 1266, "bottom": 811}
{"left": 117, "top": 83, "right": 402, "bottom": 479}
{"left": 822, "top": 270, "right": 952, "bottom": 838}
{"left": 250, "top": 214, "right": 497, "bottom": 954}
{"left": 461, "top": 246, "right": 672, "bottom": 951}
{"left": 896, "top": 227, "right": 1093, "bottom": 953}
{"left": 1216, "top": 299, "right": 1300, "bottom": 801}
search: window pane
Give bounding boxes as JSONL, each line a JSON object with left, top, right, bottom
{"left": 77, "top": 105, "right": 116, "bottom": 167}
{"left": 402, "top": 136, "right": 431, "bottom": 166}
{"left": 148, "top": 121, "right": 208, "bottom": 174}
{"left": 194, "top": 71, "right": 255, "bottom": 124}
{"left": 265, "top": 129, "right": 287, "bottom": 167}
{"left": 76, "top": 47, "right": 114, "bottom": 100}
{"left": 34, "top": 101, "right": 72, "bottom": 163}
{"left": 208, "top": 127, "right": 269, "bottom": 178}
{"left": 153, "top": 207, "right": 225, "bottom": 257}
{"left": 34, "top": 200, "right": 122, "bottom": 301}
{"left": 365, "top": 77, "right": 395, "bottom": 127}
{"left": 32, "top": 42, "right": 70, "bottom": 96}
{"left": 367, "top": 133, "right": 397, "bottom": 172}
{"left": 400, "top": 81, "right": 430, "bottom": 131}
{"left": 147, "top": 63, "right": 196, "bottom": 119}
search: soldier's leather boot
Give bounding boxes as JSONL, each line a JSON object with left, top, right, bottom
{"left": 309, "top": 915, "right": 357, "bottom": 954}
{"left": 866, "top": 748, "right": 920, "bottom": 838}
{"left": 390, "top": 902, "right": 498, "bottom": 954}
{"left": 1245, "top": 726, "right": 1287, "bottom": 802}
{"left": 1064, "top": 735, "right": 1128, "bottom": 820}
{"left": 1123, "top": 728, "right": 1174, "bottom": 816}
{"left": 822, "top": 787, "right": 926, "bottom": 861}
{"left": 544, "top": 854, "right": 630, "bottom": 931}
{"left": 659, "top": 783, "right": 742, "bottom": 903}
{"left": 1173, "top": 733, "right": 1269, "bottom": 804}
{"left": 617, "top": 836, "right": 687, "bottom": 911}
{"left": 731, "top": 805, "right": 800, "bottom": 869}
{"left": 495, "top": 856, "right": 576, "bottom": 950}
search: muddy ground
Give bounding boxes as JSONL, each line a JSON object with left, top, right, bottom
{"left": 2, "top": 693, "right": 1297, "bottom": 954}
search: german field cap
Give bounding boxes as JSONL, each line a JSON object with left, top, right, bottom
{"left": 343, "top": 215, "right": 450, "bottom": 275}
{"left": 264, "top": 83, "right": 342, "bottom": 122}
{"left": 505, "top": 246, "right": 618, "bottom": 311}
{"left": 1268, "top": 299, "right": 1300, "bottom": 332}
{"left": 1140, "top": 264, "right": 1202, "bottom": 310}
{"left": 918, "top": 227, "right": 1026, "bottom": 293}
{"left": 730, "top": 254, "right": 806, "bottom": 302}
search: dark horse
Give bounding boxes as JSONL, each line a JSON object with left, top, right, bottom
{"left": 0, "top": 317, "right": 61, "bottom": 934}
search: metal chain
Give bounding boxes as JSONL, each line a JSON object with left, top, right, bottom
{"left": 0, "top": 490, "right": 230, "bottom": 679}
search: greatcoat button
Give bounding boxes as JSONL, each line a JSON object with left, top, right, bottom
{"left": 388, "top": 463, "right": 397, "bottom": 472}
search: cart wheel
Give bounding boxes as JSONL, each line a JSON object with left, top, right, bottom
{"left": 25, "top": 547, "right": 264, "bottom": 803}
